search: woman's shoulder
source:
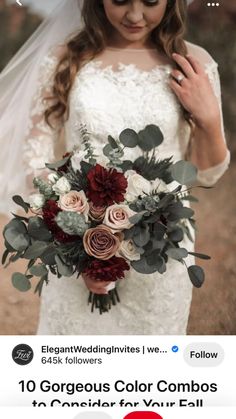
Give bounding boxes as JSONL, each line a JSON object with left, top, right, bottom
{"left": 184, "top": 40, "right": 217, "bottom": 68}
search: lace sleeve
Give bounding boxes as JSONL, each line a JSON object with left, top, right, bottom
{"left": 23, "top": 48, "right": 64, "bottom": 189}
{"left": 186, "top": 42, "right": 231, "bottom": 186}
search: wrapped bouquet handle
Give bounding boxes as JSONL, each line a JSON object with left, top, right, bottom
{"left": 88, "top": 281, "right": 120, "bottom": 314}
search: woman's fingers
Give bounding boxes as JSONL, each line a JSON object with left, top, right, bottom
{"left": 171, "top": 69, "right": 188, "bottom": 86}
{"left": 185, "top": 54, "right": 205, "bottom": 75}
{"left": 172, "top": 53, "right": 197, "bottom": 78}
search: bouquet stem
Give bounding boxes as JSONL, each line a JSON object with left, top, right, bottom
{"left": 88, "top": 288, "right": 120, "bottom": 314}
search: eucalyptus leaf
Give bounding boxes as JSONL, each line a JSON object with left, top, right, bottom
{"left": 55, "top": 255, "right": 73, "bottom": 277}
{"left": 103, "top": 143, "right": 113, "bottom": 157}
{"left": 3, "top": 218, "right": 27, "bottom": 234}
{"left": 40, "top": 245, "right": 57, "bottom": 265}
{"left": 29, "top": 264, "right": 48, "bottom": 277}
{"left": 9, "top": 252, "right": 23, "bottom": 263}
{"left": 133, "top": 226, "right": 150, "bottom": 247}
{"left": 23, "top": 241, "right": 49, "bottom": 259}
{"left": 34, "top": 275, "right": 48, "bottom": 296}
{"left": 129, "top": 211, "right": 146, "bottom": 225}
{"left": 28, "top": 217, "right": 52, "bottom": 241}
{"left": 4, "top": 239, "right": 15, "bottom": 252}
{"left": 118, "top": 160, "right": 133, "bottom": 172}
{"left": 138, "top": 124, "right": 164, "bottom": 151}
{"left": 2, "top": 249, "right": 9, "bottom": 265}
{"left": 180, "top": 224, "right": 194, "bottom": 243}
{"left": 188, "top": 265, "right": 205, "bottom": 288}
{"left": 170, "top": 160, "right": 198, "bottom": 185}
{"left": 11, "top": 213, "right": 29, "bottom": 222}
{"left": 181, "top": 195, "right": 199, "bottom": 203}
{"left": 167, "top": 205, "right": 194, "bottom": 221}
{"left": 146, "top": 249, "right": 161, "bottom": 265}
{"left": 168, "top": 228, "right": 184, "bottom": 242}
{"left": 154, "top": 222, "right": 166, "bottom": 240}
{"left": 4, "top": 228, "right": 30, "bottom": 252}
{"left": 108, "top": 135, "right": 118, "bottom": 149}
{"left": 188, "top": 252, "right": 211, "bottom": 260}
{"left": 146, "top": 253, "right": 166, "bottom": 274}
{"left": 131, "top": 257, "right": 157, "bottom": 274}
{"left": 158, "top": 194, "right": 175, "bottom": 209}
{"left": 80, "top": 161, "right": 94, "bottom": 174}
{"left": 189, "top": 218, "right": 197, "bottom": 230}
{"left": 124, "top": 227, "right": 135, "bottom": 240}
{"left": 166, "top": 247, "right": 188, "bottom": 260}
{"left": 45, "top": 155, "right": 70, "bottom": 170}
{"left": 119, "top": 128, "right": 139, "bottom": 148}
{"left": 155, "top": 256, "right": 166, "bottom": 274}
{"left": 12, "top": 195, "right": 30, "bottom": 213}
{"left": 27, "top": 259, "right": 37, "bottom": 270}
{"left": 12, "top": 272, "right": 31, "bottom": 292}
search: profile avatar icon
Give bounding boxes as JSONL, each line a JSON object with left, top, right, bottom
{"left": 124, "top": 412, "right": 163, "bottom": 419}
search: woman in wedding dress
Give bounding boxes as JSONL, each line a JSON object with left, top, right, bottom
{"left": 0, "top": 0, "right": 230, "bottom": 334}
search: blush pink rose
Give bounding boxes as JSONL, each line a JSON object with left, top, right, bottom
{"left": 59, "top": 190, "right": 89, "bottom": 221}
{"left": 83, "top": 225, "right": 122, "bottom": 260}
{"left": 103, "top": 204, "right": 136, "bottom": 232}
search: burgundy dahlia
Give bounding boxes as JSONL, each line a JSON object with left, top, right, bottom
{"left": 86, "top": 164, "right": 128, "bottom": 206}
{"left": 82, "top": 256, "right": 130, "bottom": 282}
{"left": 42, "top": 199, "right": 77, "bottom": 243}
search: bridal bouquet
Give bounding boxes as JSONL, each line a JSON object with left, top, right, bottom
{"left": 2, "top": 124, "right": 210, "bottom": 314}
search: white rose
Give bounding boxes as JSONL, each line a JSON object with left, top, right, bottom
{"left": 151, "top": 179, "right": 179, "bottom": 194}
{"left": 118, "top": 239, "right": 141, "bottom": 261}
{"left": 29, "top": 193, "right": 45, "bottom": 210}
{"left": 151, "top": 178, "right": 170, "bottom": 193}
{"left": 71, "top": 151, "right": 88, "bottom": 172}
{"left": 103, "top": 204, "right": 137, "bottom": 232}
{"left": 47, "top": 172, "right": 59, "bottom": 184}
{"left": 52, "top": 176, "right": 71, "bottom": 195}
{"left": 125, "top": 170, "right": 151, "bottom": 202}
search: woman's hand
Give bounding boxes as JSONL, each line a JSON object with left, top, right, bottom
{"left": 82, "top": 273, "right": 112, "bottom": 295}
{"left": 169, "top": 53, "right": 221, "bottom": 132}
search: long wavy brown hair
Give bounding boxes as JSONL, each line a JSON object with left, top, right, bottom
{"left": 45, "top": 0, "right": 193, "bottom": 139}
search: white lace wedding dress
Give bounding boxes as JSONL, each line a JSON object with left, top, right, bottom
{"left": 23, "top": 41, "right": 230, "bottom": 335}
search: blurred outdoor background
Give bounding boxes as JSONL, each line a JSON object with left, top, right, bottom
{"left": 0, "top": 0, "right": 235, "bottom": 334}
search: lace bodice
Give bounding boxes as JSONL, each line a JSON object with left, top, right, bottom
{"left": 23, "top": 41, "right": 230, "bottom": 187}
{"left": 32, "top": 42, "right": 230, "bottom": 335}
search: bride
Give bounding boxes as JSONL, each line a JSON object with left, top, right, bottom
{"left": 0, "top": 0, "right": 230, "bottom": 335}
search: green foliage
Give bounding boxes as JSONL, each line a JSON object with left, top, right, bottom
{"left": 79, "top": 124, "right": 98, "bottom": 164}
{"left": 12, "top": 273, "right": 32, "bottom": 292}
{"left": 33, "top": 178, "right": 53, "bottom": 199}
{"left": 170, "top": 160, "right": 198, "bottom": 185}
{"left": 137, "top": 125, "right": 164, "bottom": 151}
{"left": 166, "top": 247, "right": 188, "bottom": 261}
{"left": 119, "top": 129, "right": 139, "bottom": 148}
{"left": 55, "top": 255, "right": 74, "bottom": 277}
{"left": 3, "top": 219, "right": 30, "bottom": 252}
{"left": 63, "top": 165, "right": 88, "bottom": 191}
{"left": 55, "top": 211, "right": 88, "bottom": 236}
{"left": 133, "top": 154, "right": 173, "bottom": 182}
{"left": 28, "top": 217, "right": 52, "bottom": 241}
{"left": 12, "top": 195, "right": 30, "bottom": 213}
{"left": 23, "top": 241, "right": 49, "bottom": 259}
{"left": 45, "top": 154, "right": 71, "bottom": 170}
{"left": 188, "top": 265, "right": 205, "bottom": 288}
{"left": 29, "top": 264, "right": 48, "bottom": 277}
